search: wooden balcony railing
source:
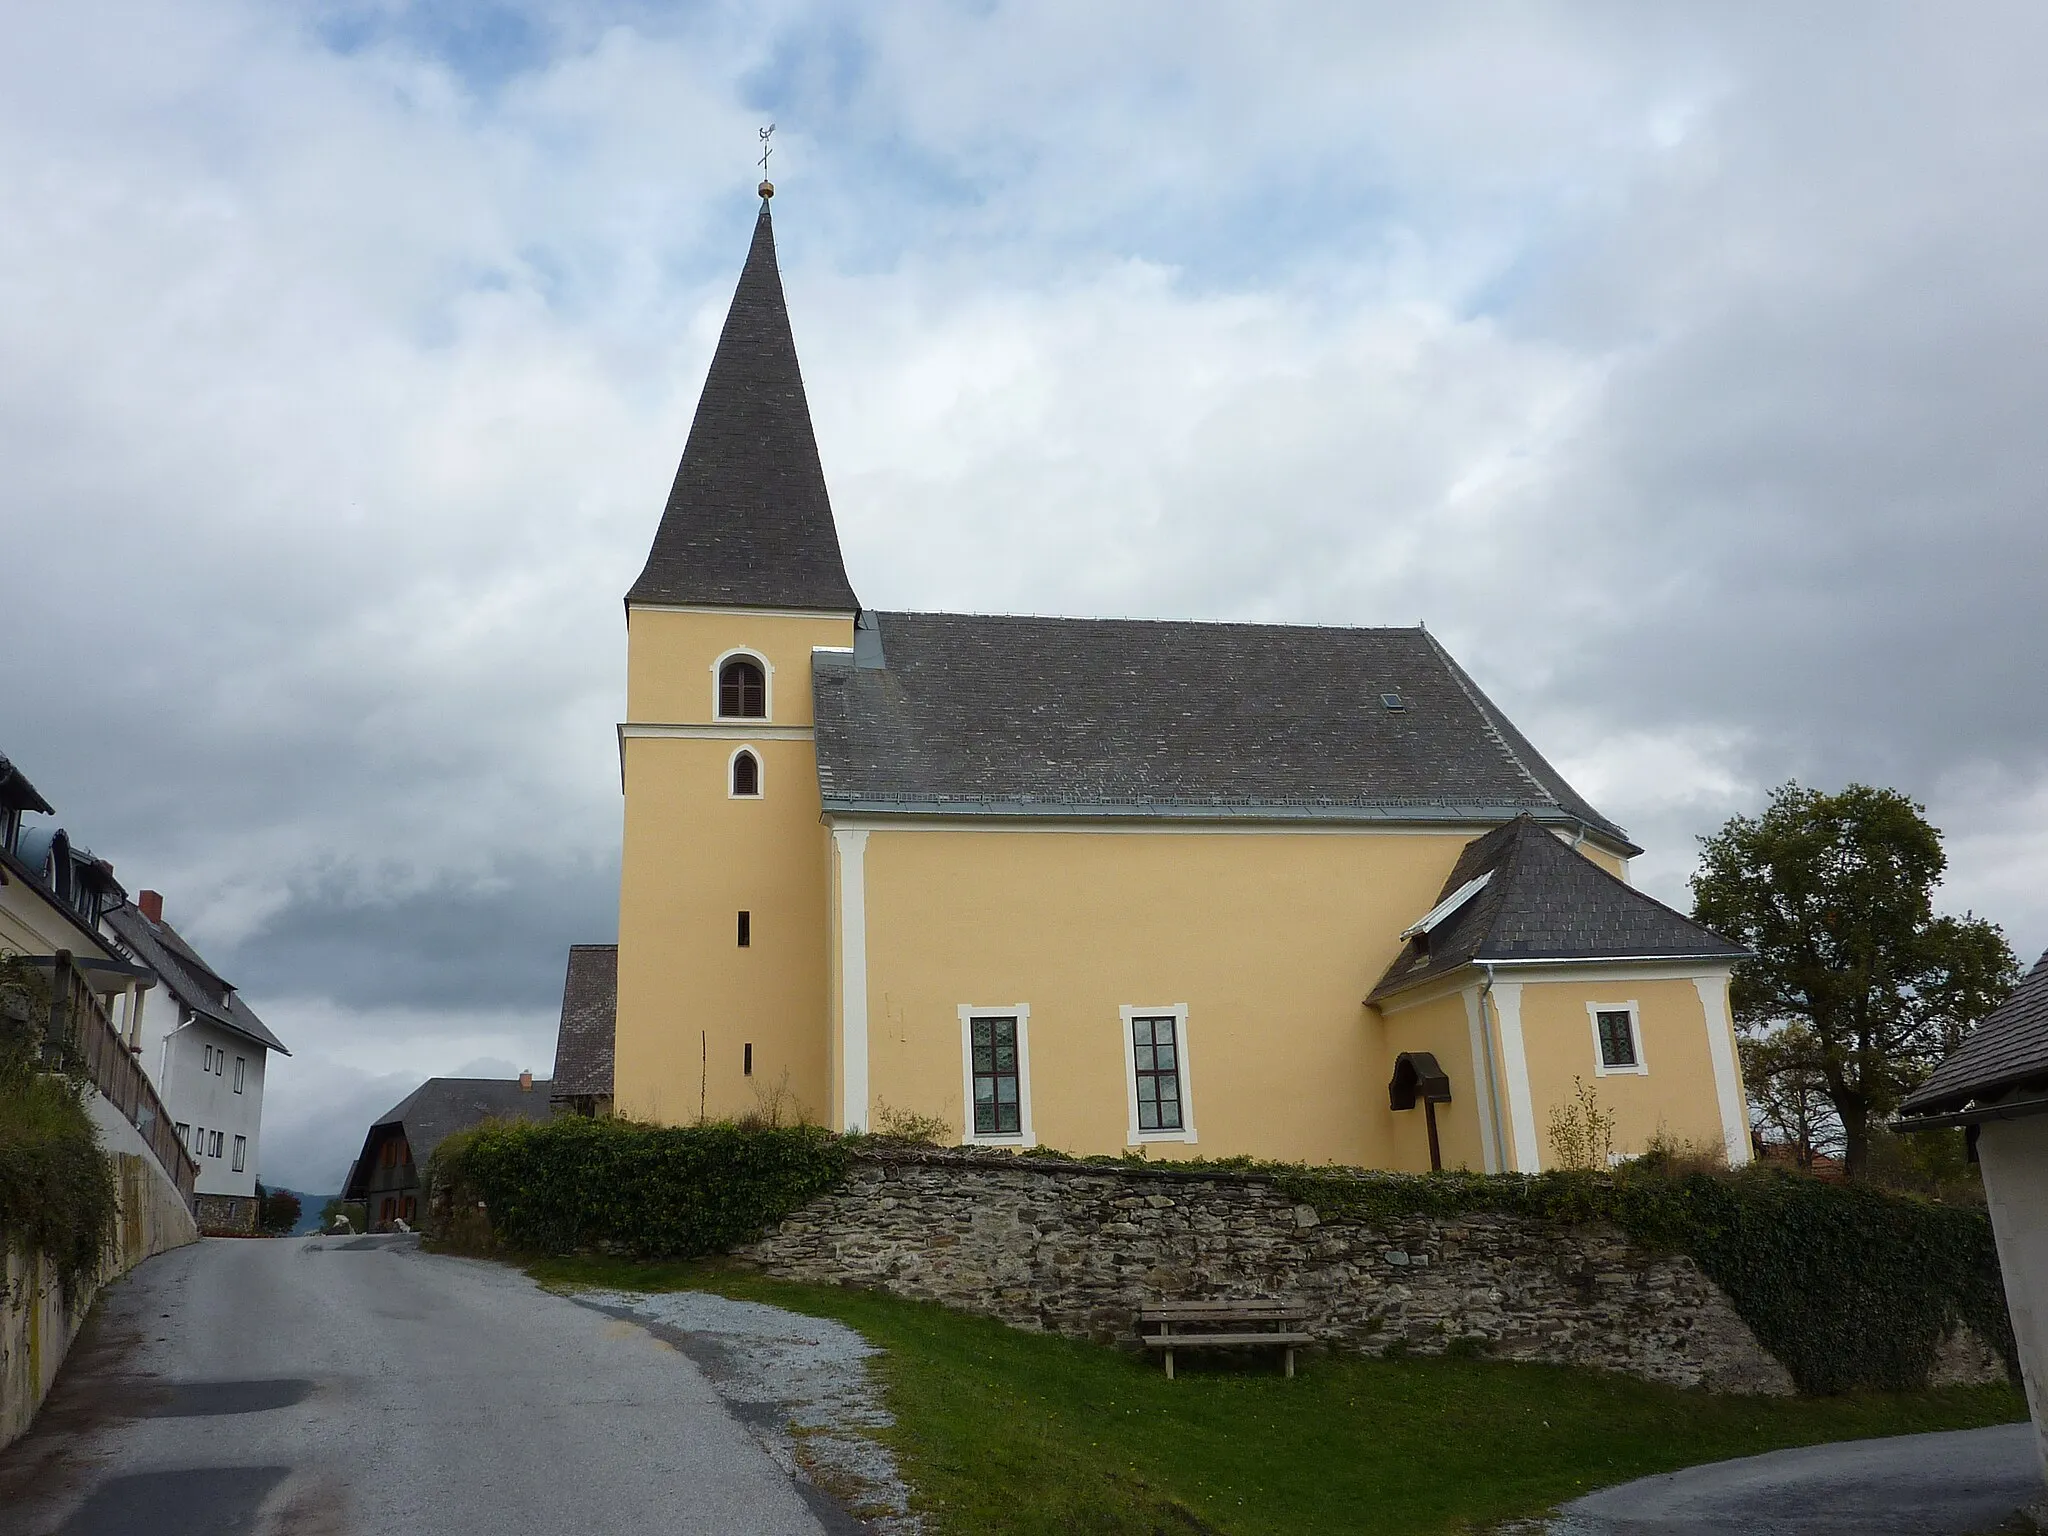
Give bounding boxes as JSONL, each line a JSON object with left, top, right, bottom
{"left": 51, "top": 949, "right": 199, "bottom": 1207}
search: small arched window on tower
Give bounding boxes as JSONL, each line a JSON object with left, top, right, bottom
{"left": 719, "top": 657, "right": 767, "bottom": 718}
{"left": 731, "top": 749, "right": 761, "bottom": 798}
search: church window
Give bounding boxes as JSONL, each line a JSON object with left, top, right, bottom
{"left": 731, "top": 750, "right": 761, "bottom": 797}
{"left": 744, "top": 1043, "right": 754, "bottom": 1076}
{"left": 969, "top": 1017, "right": 1022, "bottom": 1137}
{"left": 719, "top": 658, "right": 767, "bottom": 718}
{"left": 1122, "top": 1005, "right": 1196, "bottom": 1143}
{"left": 737, "top": 910, "right": 752, "bottom": 947}
{"left": 1589, "top": 1003, "right": 1647, "bottom": 1076}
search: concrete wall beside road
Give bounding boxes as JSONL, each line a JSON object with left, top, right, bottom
{"left": 1, "top": 1096, "right": 199, "bottom": 1450}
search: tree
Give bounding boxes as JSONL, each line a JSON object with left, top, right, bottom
{"left": 1692, "top": 781, "right": 2017, "bottom": 1180}
{"left": 260, "top": 1187, "right": 302, "bottom": 1236}
{"left": 1738, "top": 1025, "right": 1839, "bottom": 1168}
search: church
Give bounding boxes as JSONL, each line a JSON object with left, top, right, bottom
{"left": 602, "top": 185, "right": 1753, "bottom": 1175}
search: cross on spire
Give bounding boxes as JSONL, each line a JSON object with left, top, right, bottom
{"left": 757, "top": 124, "right": 775, "bottom": 198}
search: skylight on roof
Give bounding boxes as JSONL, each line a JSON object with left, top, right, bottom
{"left": 1400, "top": 872, "right": 1491, "bottom": 940}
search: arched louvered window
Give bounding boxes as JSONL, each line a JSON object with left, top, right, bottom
{"left": 731, "top": 750, "right": 761, "bottom": 798}
{"left": 719, "top": 657, "right": 766, "bottom": 718}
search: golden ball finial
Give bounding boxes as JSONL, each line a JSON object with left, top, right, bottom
{"left": 758, "top": 179, "right": 775, "bottom": 199}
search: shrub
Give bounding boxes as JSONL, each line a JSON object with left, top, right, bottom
{"left": 430, "top": 1115, "right": 848, "bottom": 1259}
{"left": 1271, "top": 1161, "right": 2013, "bottom": 1395}
{"left": 0, "top": 955, "right": 117, "bottom": 1304}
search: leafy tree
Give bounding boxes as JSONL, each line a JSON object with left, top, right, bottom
{"left": 261, "top": 1187, "right": 302, "bottom": 1236}
{"left": 1692, "top": 782, "right": 2017, "bottom": 1180}
{"left": 1738, "top": 1024, "right": 1839, "bottom": 1169}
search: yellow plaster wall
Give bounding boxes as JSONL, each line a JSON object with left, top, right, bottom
{"left": 854, "top": 825, "right": 1481, "bottom": 1164}
{"left": 625, "top": 608, "right": 849, "bottom": 724}
{"left": 613, "top": 605, "right": 852, "bottom": 1126}
{"left": 1377, "top": 985, "right": 1492, "bottom": 1172}
{"left": 1515, "top": 976, "right": 1732, "bottom": 1162}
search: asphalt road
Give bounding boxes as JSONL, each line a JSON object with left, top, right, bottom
{"left": 1550, "top": 1421, "right": 2045, "bottom": 1535}
{"left": 0, "top": 1235, "right": 843, "bottom": 1536}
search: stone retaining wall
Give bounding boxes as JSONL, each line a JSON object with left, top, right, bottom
{"left": 741, "top": 1149, "right": 1808, "bottom": 1393}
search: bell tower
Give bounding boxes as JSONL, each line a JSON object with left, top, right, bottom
{"left": 613, "top": 187, "right": 858, "bottom": 1125}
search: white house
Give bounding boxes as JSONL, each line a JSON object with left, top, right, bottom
{"left": 105, "top": 891, "right": 289, "bottom": 1235}
{"left": 1900, "top": 950, "right": 2048, "bottom": 1488}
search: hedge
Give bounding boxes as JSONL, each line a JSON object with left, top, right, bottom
{"left": 1270, "top": 1162, "right": 2015, "bottom": 1395}
{"left": 429, "top": 1116, "right": 848, "bottom": 1258}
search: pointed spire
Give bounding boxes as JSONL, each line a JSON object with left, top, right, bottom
{"left": 628, "top": 199, "right": 859, "bottom": 611}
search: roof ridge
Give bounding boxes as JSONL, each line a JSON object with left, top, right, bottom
{"left": 1419, "top": 630, "right": 1555, "bottom": 807}
{"left": 879, "top": 609, "right": 1428, "bottom": 636}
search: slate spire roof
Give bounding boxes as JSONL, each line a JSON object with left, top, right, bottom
{"left": 1367, "top": 815, "right": 1747, "bottom": 1002}
{"left": 1901, "top": 949, "right": 2048, "bottom": 1118}
{"left": 628, "top": 198, "right": 859, "bottom": 612}
{"left": 549, "top": 944, "right": 617, "bottom": 1101}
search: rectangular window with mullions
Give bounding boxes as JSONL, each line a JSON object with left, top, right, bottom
{"left": 1589, "top": 1002, "right": 1648, "bottom": 1076}
{"left": 969, "top": 1017, "right": 1022, "bottom": 1137}
{"left": 1131, "top": 1016, "right": 1184, "bottom": 1132}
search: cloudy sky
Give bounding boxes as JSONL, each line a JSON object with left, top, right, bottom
{"left": 6, "top": 3, "right": 2046, "bottom": 1192}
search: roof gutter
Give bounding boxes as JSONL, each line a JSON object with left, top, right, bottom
{"left": 1892, "top": 1091, "right": 2048, "bottom": 1133}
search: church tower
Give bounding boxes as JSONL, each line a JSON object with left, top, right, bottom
{"left": 614, "top": 189, "right": 858, "bottom": 1125}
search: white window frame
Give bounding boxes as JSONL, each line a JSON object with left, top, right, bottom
{"left": 1587, "top": 1000, "right": 1648, "bottom": 1077}
{"left": 203, "top": 1043, "right": 213, "bottom": 1071}
{"left": 957, "top": 1004, "right": 1035, "bottom": 1147}
{"left": 1121, "top": 1004, "right": 1198, "bottom": 1145}
{"left": 710, "top": 647, "right": 774, "bottom": 722}
{"left": 726, "top": 745, "right": 765, "bottom": 799}
{"left": 215, "top": 1048, "right": 224, "bottom": 1076}
{"left": 234, "top": 1057, "right": 246, "bottom": 1093}
{"left": 232, "top": 1135, "right": 246, "bottom": 1172}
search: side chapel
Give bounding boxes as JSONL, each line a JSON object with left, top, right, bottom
{"left": 606, "top": 187, "right": 1752, "bottom": 1174}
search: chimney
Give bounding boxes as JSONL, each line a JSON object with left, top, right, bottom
{"left": 518, "top": 1070, "right": 533, "bottom": 1092}
{"left": 138, "top": 890, "right": 163, "bottom": 924}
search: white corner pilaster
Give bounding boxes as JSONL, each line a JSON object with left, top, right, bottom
{"left": 833, "top": 827, "right": 870, "bottom": 1133}
{"left": 1460, "top": 985, "right": 1503, "bottom": 1174}
{"left": 1493, "top": 982, "right": 1540, "bottom": 1172}
{"left": 1694, "top": 973, "right": 1752, "bottom": 1168}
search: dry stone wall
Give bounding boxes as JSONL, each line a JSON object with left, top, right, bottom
{"left": 739, "top": 1148, "right": 1803, "bottom": 1394}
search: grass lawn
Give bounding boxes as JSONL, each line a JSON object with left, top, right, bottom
{"left": 523, "top": 1255, "right": 2026, "bottom": 1535}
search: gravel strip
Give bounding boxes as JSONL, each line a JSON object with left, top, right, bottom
{"left": 576, "top": 1288, "right": 920, "bottom": 1535}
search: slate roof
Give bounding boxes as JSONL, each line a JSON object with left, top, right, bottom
{"left": 1367, "top": 816, "right": 1747, "bottom": 1002}
{"left": 627, "top": 199, "right": 859, "bottom": 613}
{"left": 0, "top": 753, "right": 53, "bottom": 815}
{"left": 103, "top": 901, "right": 290, "bottom": 1056}
{"left": 811, "top": 613, "right": 1637, "bottom": 847}
{"left": 342, "top": 1076, "right": 554, "bottom": 1197}
{"left": 550, "top": 945, "right": 617, "bottom": 1100}
{"left": 1900, "top": 950, "right": 2048, "bottom": 1117}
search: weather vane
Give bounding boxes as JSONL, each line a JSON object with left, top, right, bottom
{"left": 757, "top": 124, "right": 776, "bottom": 197}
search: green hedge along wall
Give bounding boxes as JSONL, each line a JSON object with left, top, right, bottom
{"left": 430, "top": 1116, "right": 847, "bottom": 1259}
{"left": 1274, "top": 1162, "right": 2014, "bottom": 1396}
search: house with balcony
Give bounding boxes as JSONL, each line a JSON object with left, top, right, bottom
{"left": 105, "top": 891, "right": 290, "bottom": 1235}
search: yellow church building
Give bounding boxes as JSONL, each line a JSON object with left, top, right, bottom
{"left": 606, "top": 189, "right": 1753, "bottom": 1176}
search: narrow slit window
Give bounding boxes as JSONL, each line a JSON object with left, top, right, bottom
{"left": 718, "top": 658, "right": 766, "bottom": 718}
{"left": 744, "top": 1043, "right": 754, "bottom": 1076}
{"left": 1596, "top": 1010, "right": 1638, "bottom": 1070}
{"left": 970, "top": 1017, "right": 1022, "bottom": 1137}
{"left": 737, "top": 911, "right": 752, "bottom": 948}
{"left": 234, "top": 1057, "right": 245, "bottom": 1093}
{"left": 1131, "top": 1016, "right": 1184, "bottom": 1132}
{"left": 232, "top": 1135, "right": 247, "bottom": 1172}
{"left": 731, "top": 750, "right": 760, "bottom": 797}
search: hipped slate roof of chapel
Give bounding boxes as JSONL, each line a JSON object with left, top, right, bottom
{"left": 1367, "top": 816, "right": 1746, "bottom": 1002}
{"left": 811, "top": 612, "right": 1638, "bottom": 848}
{"left": 627, "top": 200, "right": 859, "bottom": 613}
{"left": 1901, "top": 950, "right": 2048, "bottom": 1118}
{"left": 550, "top": 944, "right": 617, "bottom": 1100}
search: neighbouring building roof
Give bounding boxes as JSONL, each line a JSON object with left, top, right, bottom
{"left": 550, "top": 945, "right": 617, "bottom": 1100}
{"left": 103, "top": 902, "right": 290, "bottom": 1057}
{"left": 1367, "top": 816, "right": 1747, "bottom": 1002}
{"left": 627, "top": 199, "right": 859, "bottom": 613}
{"left": 342, "top": 1076, "right": 555, "bottom": 1198}
{"left": 1901, "top": 949, "right": 2048, "bottom": 1119}
{"left": 811, "top": 613, "right": 1637, "bottom": 848}
{"left": 0, "top": 753, "right": 53, "bottom": 815}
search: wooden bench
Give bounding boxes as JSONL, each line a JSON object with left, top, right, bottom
{"left": 1137, "top": 1299, "right": 1313, "bottom": 1380}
